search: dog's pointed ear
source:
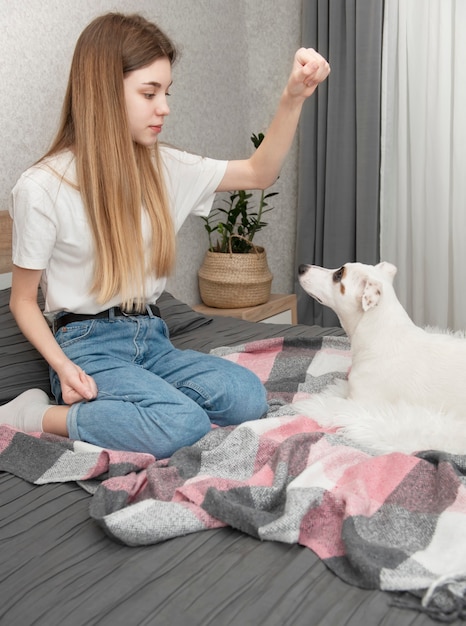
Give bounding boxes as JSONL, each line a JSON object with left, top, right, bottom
{"left": 361, "top": 279, "right": 382, "bottom": 311}
{"left": 376, "top": 261, "right": 397, "bottom": 284}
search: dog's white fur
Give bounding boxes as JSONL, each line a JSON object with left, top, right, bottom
{"left": 294, "top": 261, "right": 466, "bottom": 455}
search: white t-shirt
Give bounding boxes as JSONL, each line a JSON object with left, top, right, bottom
{"left": 10, "top": 147, "right": 227, "bottom": 316}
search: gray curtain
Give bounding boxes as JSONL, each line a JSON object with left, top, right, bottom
{"left": 295, "top": 0, "right": 384, "bottom": 326}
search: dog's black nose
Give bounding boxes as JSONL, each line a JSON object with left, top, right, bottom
{"left": 298, "top": 264, "right": 309, "bottom": 275}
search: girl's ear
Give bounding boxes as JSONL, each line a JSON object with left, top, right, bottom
{"left": 361, "top": 279, "right": 382, "bottom": 311}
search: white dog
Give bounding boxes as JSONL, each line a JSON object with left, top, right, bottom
{"left": 294, "top": 261, "right": 466, "bottom": 455}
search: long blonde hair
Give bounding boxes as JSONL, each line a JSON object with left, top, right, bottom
{"left": 43, "top": 13, "right": 177, "bottom": 310}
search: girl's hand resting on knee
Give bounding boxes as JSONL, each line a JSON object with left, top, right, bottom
{"left": 58, "top": 360, "right": 98, "bottom": 404}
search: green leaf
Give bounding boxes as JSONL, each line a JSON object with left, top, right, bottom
{"left": 203, "top": 130, "right": 278, "bottom": 253}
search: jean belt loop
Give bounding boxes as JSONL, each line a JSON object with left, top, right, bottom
{"left": 146, "top": 304, "right": 154, "bottom": 318}
{"left": 108, "top": 307, "right": 116, "bottom": 321}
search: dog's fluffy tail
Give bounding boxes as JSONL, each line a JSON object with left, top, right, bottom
{"left": 293, "top": 388, "right": 466, "bottom": 456}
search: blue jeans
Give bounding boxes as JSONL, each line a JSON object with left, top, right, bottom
{"left": 50, "top": 313, "right": 268, "bottom": 458}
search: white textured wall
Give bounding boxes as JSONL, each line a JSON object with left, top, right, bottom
{"left": 0, "top": 0, "right": 301, "bottom": 304}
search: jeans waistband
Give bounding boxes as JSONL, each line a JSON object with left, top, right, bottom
{"left": 53, "top": 304, "right": 161, "bottom": 333}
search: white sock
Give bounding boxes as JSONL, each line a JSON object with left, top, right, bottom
{"left": 0, "top": 389, "right": 50, "bottom": 432}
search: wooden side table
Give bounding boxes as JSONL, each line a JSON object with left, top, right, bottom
{"left": 193, "top": 293, "right": 297, "bottom": 324}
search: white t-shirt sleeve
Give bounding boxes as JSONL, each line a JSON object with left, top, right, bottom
{"left": 160, "top": 146, "right": 228, "bottom": 231}
{"left": 10, "top": 171, "right": 58, "bottom": 270}
{"left": 10, "top": 157, "right": 98, "bottom": 315}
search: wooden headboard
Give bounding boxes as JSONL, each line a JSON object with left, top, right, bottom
{"left": 0, "top": 211, "right": 13, "bottom": 274}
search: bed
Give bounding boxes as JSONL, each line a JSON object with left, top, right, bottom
{"left": 1, "top": 210, "right": 465, "bottom": 626}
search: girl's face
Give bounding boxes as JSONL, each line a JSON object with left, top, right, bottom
{"left": 123, "top": 57, "right": 172, "bottom": 147}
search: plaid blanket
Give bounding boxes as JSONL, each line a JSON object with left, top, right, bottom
{"left": 1, "top": 335, "right": 466, "bottom": 621}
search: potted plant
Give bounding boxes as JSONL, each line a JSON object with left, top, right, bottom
{"left": 198, "top": 132, "right": 279, "bottom": 309}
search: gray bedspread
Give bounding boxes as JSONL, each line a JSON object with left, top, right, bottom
{"left": 1, "top": 293, "right": 462, "bottom": 626}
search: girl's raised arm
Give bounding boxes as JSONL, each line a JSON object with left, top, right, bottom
{"left": 217, "top": 48, "right": 330, "bottom": 193}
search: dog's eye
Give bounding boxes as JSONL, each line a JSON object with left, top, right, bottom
{"left": 333, "top": 267, "right": 345, "bottom": 283}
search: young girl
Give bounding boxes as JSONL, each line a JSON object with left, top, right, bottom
{"left": 1, "top": 13, "right": 330, "bottom": 457}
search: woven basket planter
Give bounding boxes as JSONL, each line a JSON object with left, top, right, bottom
{"left": 198, "top": 247, "right": 273, "bottom": 308}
